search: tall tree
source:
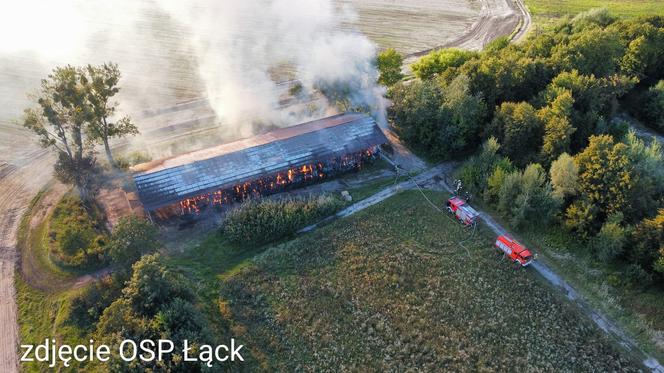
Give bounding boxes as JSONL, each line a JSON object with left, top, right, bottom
{"left": 551, "top": 27, "right": 624, "bottom": 77}
{"left": 549, "top": 152, "right": 579, "bottom": 200}
{"left": 388, "top": 80, "right": 443, "bottom": 154}
{"left": 83, "top": 63, "right": 138, "bottom": 167}
{"left": 487, "top": 101, "right": 543, "bottom": 166}
{"left": 539, "top": 90, "right": 575, "bottom": 164}
{"left": 642, "top": 80, "right": 664, "bottom": 131}
{"left": 438, "top": 74, "right": 487, "bottom": 154}
{"left": 376, "top": 48, "right": 404, "bottom": 87}
{"left": 23, "top": 65, "right": 97, "bottom": 201}
{"left": 573, "top": 135, "right": 634, "bottom": 223}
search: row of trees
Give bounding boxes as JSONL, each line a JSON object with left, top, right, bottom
{"left": 23, "top": 63, "right": 138, "bottom": 201}
{"left": 384, "top": 10, "right": 664, "bottom": 284}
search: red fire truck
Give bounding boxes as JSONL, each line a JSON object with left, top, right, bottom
{"left": 446, "top": 196, "right": 479, "bottom": 226}
{"left": 495, "top": 235, "right": 533, "bottom": 267}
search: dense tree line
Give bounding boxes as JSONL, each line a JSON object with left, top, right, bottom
{"left": 388, "top": 10, "right": 664, "bottom": 285}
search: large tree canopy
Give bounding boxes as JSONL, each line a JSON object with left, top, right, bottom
{"left": 83, "top": 63, "right": 138, "bottom": 167}
{"left": 572, "top": 135, "right": 633, "bottom": 227}
{"left": 376, "top": 48, "right": 404, "bottom": 87}
{"left": 23, "top": 65, "right": 97, "bottom": 200}
{"left": 23, "top": 63, "right": 138, "bottom": 200}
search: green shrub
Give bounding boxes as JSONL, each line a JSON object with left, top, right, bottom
{"left": 223, "top": 195, "right": 344, "bottom": 247}
{"left": 49, "top": 195, "right": 108, "bottom": 268}
{"left": 59, "top": 225, "right": 95, "bottom": 256}
{"left": 411, "top": 48, "right": 478, "bottom": 80}
{"left": 623, "top": 263, "right": 653, "bottom": 287}
{"left": 70, "top": 274, "right": 124, "bottom": 328}
{"left": 592, "top": 215, "right": 626, "bottom": 262}
{"left": 107, "top": 216, "right": 159, "bottom": 266}
{"left": 115, "top": 151, "right": 152, "bottom": 170}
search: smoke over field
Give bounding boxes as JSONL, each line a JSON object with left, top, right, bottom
{"left": 0, "top": 1, "right": 386, "bottom": 137}
{"left": 0, "top": 1, "right": 482, "bottom": 138}
{"left": 154, "top": 0, "right": 386, "bottom": 137}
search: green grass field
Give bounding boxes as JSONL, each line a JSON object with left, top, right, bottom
{"left": 525, "top": 0, "right": 664, "bottom": 19}
{"left": 187, "top": 191, "right": 642, "bottom": 371}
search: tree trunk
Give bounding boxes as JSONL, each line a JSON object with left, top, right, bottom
{"left": 76, "top": 179, "right": 92, "bottom": 205}
{"left": 104, "top": 137, "right": 117, "bottom": 168}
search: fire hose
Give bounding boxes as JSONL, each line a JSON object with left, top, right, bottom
{"left": 391, "top": 162, "right": 476, "bottom": 259}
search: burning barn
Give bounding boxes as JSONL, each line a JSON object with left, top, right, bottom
{"left": 131, "top": 113, "right": 388, "bottom": 218}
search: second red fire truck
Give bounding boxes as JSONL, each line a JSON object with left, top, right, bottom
{"left": 495, "top": 235, "right": 534, "bottom": 267}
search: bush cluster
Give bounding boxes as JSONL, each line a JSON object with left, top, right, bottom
{"left": 223, "top": 195, "right": 344, "bottom": 247}
{"left": 49, "top": 195, "right": 107, "bottom": 268}
{"left": 48, "top": 195, "right": 159, "bottom": 269}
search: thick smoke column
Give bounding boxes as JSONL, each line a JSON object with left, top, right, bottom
{"left": 0, "top": 0, "right": 386, "bottom": 140}
{"left": 156, "top": 0, "right": 386, "bottom": 136}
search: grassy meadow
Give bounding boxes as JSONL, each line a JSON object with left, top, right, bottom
{"left": 525, "top": 0, "right": 664, "bottom": 19}
{"left": 185, "top": 191, "right": 642, "bottom": 371}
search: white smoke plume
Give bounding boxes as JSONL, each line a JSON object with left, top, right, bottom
{"left": 0, "top": 0, "right": 386, "bottom": 146}
{"left": 155, "top": 0, "right": 387, "bottom": 137}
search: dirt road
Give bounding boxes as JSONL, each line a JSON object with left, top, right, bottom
{"left": 628, "top": 120, "right": 664, "bottom": 146}
{"left": 0, "top": 142, "right": 53, "bottom": 373}
{"left": 405, "top": 0, "right": 530, "bottom": 64}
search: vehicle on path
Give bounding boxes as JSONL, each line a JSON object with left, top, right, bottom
{"left": 495, "top": 235, "right": 534, "bottom": 267}
{"left": 446, "top": 196, "right": 479, "bottom": 226}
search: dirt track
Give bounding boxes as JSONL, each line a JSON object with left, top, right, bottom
{"left": 0, "top": 140, "right": 52, "bottom": 373}
{"left": 405, "top": 0, "right": 530, "bottom": 64}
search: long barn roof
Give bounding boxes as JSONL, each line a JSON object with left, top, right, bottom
{"left": 132, "top": 113, "right": 388, "bottom": 211}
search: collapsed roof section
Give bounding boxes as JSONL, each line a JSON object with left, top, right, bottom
{"left": 132, "top": 113, "right": 388, "bottom": 211}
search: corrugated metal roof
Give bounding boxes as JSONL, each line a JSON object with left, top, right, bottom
{"left": 132, "top": 113, "right": 388, "bottom": 211}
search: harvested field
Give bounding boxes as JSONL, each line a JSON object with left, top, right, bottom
{"left": 216, "top": 191, "right": 641, "bottom": 371}
{"left": 339, "top": 0, "right": 479, "bottom": 55}
{"left": 0, "top": 0, "right": 508, "bottom": 128}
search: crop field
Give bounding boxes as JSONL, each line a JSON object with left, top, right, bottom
{"left": 340, "top": 0, "right": 478, "bottom": 55}
{"left": 203, "top": 191, "right": 640, "bottom": 371}
{"left": 525, "top": 0, "right": 664, "bottom": 19}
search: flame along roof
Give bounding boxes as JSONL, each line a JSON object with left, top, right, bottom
{"left": 132, "top": 113, "right": 388, "bottom": 211}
